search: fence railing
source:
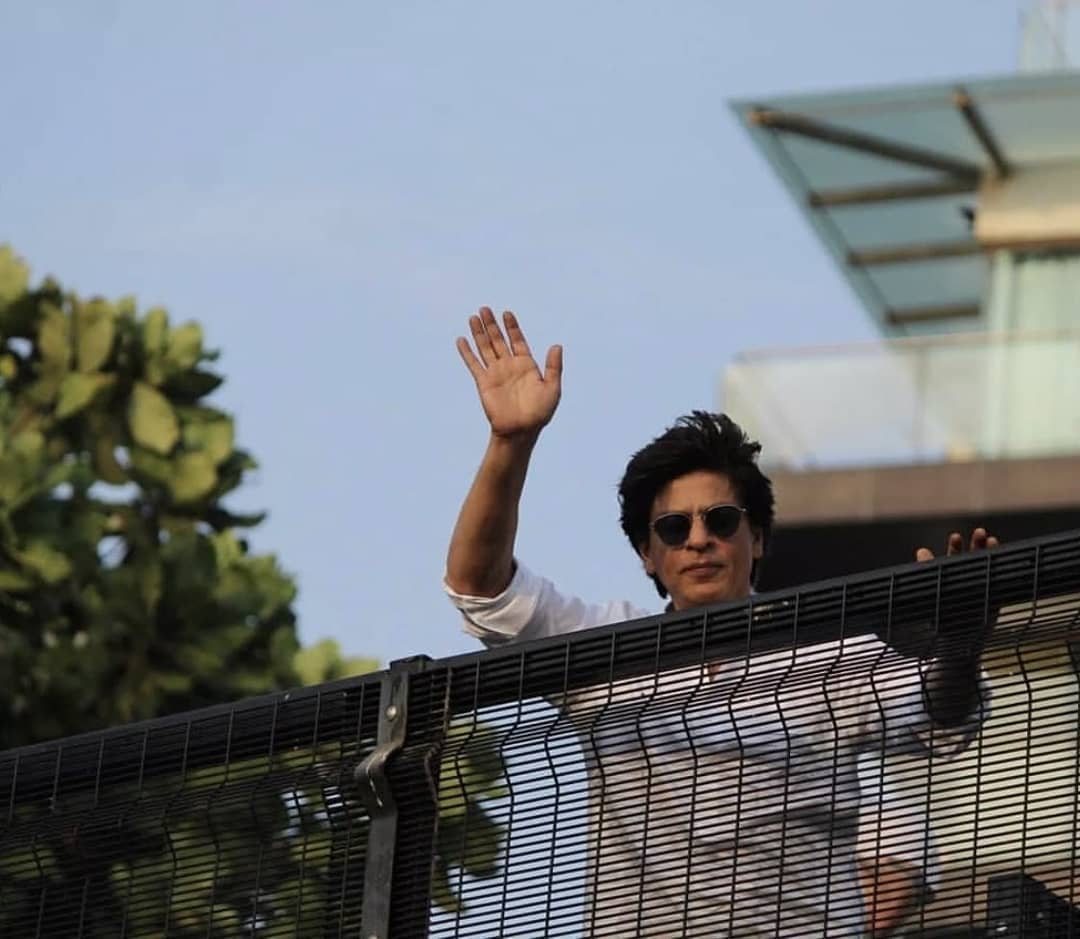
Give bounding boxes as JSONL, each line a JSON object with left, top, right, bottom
{"left": 2, "top": 530, "right": 1079, "bottom": 937}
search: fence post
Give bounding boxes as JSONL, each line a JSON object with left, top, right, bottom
{"left": 355, "top": 654, "right": 438, "bottom": 939}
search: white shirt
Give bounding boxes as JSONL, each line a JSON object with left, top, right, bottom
{"left": 445, "top": 562, "right": 984, "bottom": 937}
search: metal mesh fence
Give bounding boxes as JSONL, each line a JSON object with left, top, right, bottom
{"left": 427, "top": 531, "right": 1080, "bottom": 938}
{"left": 1, "top": 530, "right": 1078, "bottom": 937}
{"left": 0, "top": 676, "right": 381, "bottom": 937}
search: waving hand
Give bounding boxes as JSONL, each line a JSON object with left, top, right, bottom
{"left": 456, "top": 308, "right": 563, "bottom": 438}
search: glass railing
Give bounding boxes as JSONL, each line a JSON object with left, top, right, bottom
{"left": 720, "top": 329, "right": 1080, "bottom": 470}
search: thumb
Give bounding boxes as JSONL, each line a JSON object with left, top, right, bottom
{"left": 544, "top": 344, "right": 563, "bottom": 384}
{"left": 915, "top": 547, "right": 934, "bottom": 563}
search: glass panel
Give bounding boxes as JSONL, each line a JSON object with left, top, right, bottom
{"left": 733, "top": 72, "right": 1080, "bottom": 334}
{"left": 797, "top": 98, "right": 986, "bottom": 167}
{"left": 867, "top": 254, "right": 989, "bottom": 312}
{"left": 770, "top": 134, "right": 937, "bottom": 190}
{"left": 977, "top": 86, "right": 1080, "bottom": 163}
{"left": 721, "top": 330, "right": 1080, "bottom": 469}
{"left": 824, "top": 192, "right": 977, "bottom": 248}
{"left": 742, "top": 72, "right": 1080, "bottom": 171}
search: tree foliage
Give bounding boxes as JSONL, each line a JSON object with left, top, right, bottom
{"left": 0, "top": 245, "right": 300, "bottom": 749}
{"left": 0, "top": 247, "right": 506, "bottom": 933}
{"left": 294, "top": 637, "right": 381, "bottom": 686}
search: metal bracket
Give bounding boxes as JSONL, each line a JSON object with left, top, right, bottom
{"left": 356, "top": 655, "right": 430, "bottom": 939}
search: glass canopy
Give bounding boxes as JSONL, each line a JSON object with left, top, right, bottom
{"left": 732, "top": 71, "right": 1080, "bottom": 335}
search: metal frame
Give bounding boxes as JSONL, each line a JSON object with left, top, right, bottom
{"left": 356, "top": 655, "right": 432, "bottom": 939}
{"left": 885, "top": 302, "right": 982, "bottom": 326}
{"left": 847, "top": 240, "right": 983, "bottom": 267}
{"left": 807, "top": 178, "right": 976, "bottom": 208}
{"left": 1, "top": 532, "right": 1079, "bottom": 936}
{"left": 954, "top": 87, "right": 1012, "bottom": 179}
{"left": 750, "top": 108, "right": 981, "bottom": 180}
{"left": 436, "top": 528, "right": 1080, "bottom": 714}
{"left": 748, "top": 95, "right": 1016, "bottom": 325}
{"left": 738, "top": 75, "right": 1080, "bottom": 330}
{"left": 848, "top": 236, "right": 1080, "bottom": 267}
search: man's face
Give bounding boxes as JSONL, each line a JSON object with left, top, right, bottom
{"left": 638, "top": 469, "right": 762, "bottom": 611}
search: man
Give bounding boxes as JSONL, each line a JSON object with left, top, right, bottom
{"left": 445, "top": 308, "right": 994, "bottom": 937}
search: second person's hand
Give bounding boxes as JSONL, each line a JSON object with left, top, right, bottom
{"left": 915, "top": 527, "right": 1000, "bottom": 562}
{"left": 456, "top": 308, "right": 563, "bottom": 439}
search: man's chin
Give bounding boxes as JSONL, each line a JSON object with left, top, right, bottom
{"left": 676, "top": 580, "right": 740, "bottom": 609}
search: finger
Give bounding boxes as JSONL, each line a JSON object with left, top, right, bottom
{"left": 470, "top": 311, "right": 496, "bottom": 366}
{"left": 970, "top": 527, "right": 988, "bottom": 552}
{"left": 544, "top": 344, "right": 563, "bottom": 385}
{"left": 503, "top": 310, "right": 532, "bottom": 358}
{"left": 480, "top": 306, "right": 511, "bottom": 359}
{"left": 915, "top": 547, "right": 935, "bottom": 563}
{"left": 987, "top": 535, "right": 1000, "bottom": 549}
{"left": 946, "top": 532, "right": 964, "bottom": 556}
{"left": 455, "top": 336, "right": 484, "bottom": 381}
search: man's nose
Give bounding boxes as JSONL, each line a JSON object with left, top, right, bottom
{"left": 685, "top": 515, "right": 713, "bottom": 548}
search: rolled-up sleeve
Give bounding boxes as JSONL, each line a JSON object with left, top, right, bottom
{"left": 848, "top": 637, "right": 992, "bottom": 759}
{"left": 444, "top": 560, "right": 646, "bottom": 648}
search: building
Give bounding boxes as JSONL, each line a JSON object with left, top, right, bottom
{"left": 726, "top": 4, "right": 1080, "bottom": 591}
{"left": 720, "top": 10, "right": 1080, "bottom": 934}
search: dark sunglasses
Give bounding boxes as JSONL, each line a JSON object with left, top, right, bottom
{"left": 650, "top": 504, "right": 747, "bottom": 547}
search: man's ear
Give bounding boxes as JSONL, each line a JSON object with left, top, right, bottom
{"left": 638, "top": 541, "right": 656, "bottom": 576}
{"left": 751, "top": 527, "right": 764, "bottom": 560}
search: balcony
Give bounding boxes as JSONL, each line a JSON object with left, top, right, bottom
{"left": 0, "top": 533, "right": 1078, "bottom": 937}
{"left": 721, "top": 329, "right": 1080, "bottom": 472}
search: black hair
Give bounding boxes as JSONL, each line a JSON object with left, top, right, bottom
{"left": 617, "top": 411, "right": 775, "bottom": 598}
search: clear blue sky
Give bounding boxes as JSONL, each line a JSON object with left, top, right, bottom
{"left": 1, "top": 1, "right": 1022, "bottom": 665}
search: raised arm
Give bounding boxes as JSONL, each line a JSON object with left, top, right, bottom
{"left": 917, "top": 528, "right": 999, "bottom": 727}
{"left": 445, "top": 308, "right": 563, "bottom": 598}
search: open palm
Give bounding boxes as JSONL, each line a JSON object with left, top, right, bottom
{"left": 456, "top": 308, "right": 563, "bottom": 438}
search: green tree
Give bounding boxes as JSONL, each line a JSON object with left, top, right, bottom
{"left": 0, "top": 247, "right": 506, "bottom": 934}
{"left": 0, "top": 244, "right": 313, "bottom": 934}
{"left": 294, "top": 637, "right": 381, "bottom": 685}
{"left": 0, "top": 244, "right": 302, "bottom": 747}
